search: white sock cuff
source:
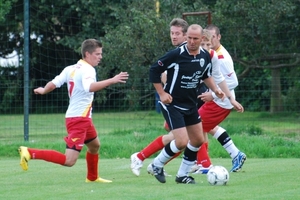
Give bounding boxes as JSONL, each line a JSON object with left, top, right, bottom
{"left": 187, "top": 142, "right": 199, "bottom": 152}
{"left": 170, "top": 140, "right": 181, "bottom": 153}
{"left": 213, "top": 127, "right": 226, "bottom": 139}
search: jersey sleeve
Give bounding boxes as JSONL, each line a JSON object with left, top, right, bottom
{"left": 81, "top": 67, "right": 96, "bottom": 93}
{"left": 210, "top": 50, "right": 225, "bottom": 85}
{"left": 51, "top": 67, "right": 69, "bottom": 88}
{"left": 218, "top": 59, "right": 239, "bottom": 90}
{"left": 149, "top": 50, "right": 177, "bottom": 83}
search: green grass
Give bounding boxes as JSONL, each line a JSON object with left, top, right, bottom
{"left": 0, "top": 111, "right": 300, "bottom": 158}
{"left": 1, "top": 158, "right": 300, "bottom": 200}
{"left": 1, "top": 111, "right": 300, "bottom": 199}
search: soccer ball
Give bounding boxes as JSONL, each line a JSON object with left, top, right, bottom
{"left": 207, "top": 165, "right": 229, "bottom": 186}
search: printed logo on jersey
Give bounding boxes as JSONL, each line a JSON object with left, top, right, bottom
{"left": 199, "top": 58, "right": 205, "bottom": 67}
{"left": 158, "top": 60, "right": 164, "bottom": 66}
{"left": 227, "top": 72, "right": 233, "bottom": 77}
{"left": 181, "top": 71, "right": 202, "bottom": 89}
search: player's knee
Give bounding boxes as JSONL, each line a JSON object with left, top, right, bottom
{"left": 87, "top": 145, "right": 100, "bottom": 154}
{"left": 162, "top": 134, "right": 174, "bottom": 145}
{"left": 64, "top": 159, "right": 77, "bottom": 167}
{"left": 175, "top": 138, "right": 189, "bottom": 149}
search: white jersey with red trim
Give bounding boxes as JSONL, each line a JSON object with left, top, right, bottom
{"left": 208, "top": 48, "right": 225, "bottom": 85}
{"left": 211, "top": 45, "right": 239, "bottom": 109}
{"left": 51, "top": 59, "right": 95, "bottom": 118}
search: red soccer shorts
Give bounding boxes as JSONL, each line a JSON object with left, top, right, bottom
{"left": 199, "top": 101, "right": 231, "bottom": 133}
{"left": 65, "top": 117, "right": 97, "bottom": 151}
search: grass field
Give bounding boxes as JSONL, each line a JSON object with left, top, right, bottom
{"left": 2, "top": 158, "right": 300, "bottom": 200}
{"left": 1, "top": 111, "right": 299, "bottom": 142}
{"left": 1, "top": 111, "right": 300, "bottom": 199}
{"left": 1, "top": 111, "right": 300, "bottom": 159}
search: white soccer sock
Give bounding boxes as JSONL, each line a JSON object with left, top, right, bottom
{"left": 224, "top": 140, "right": 239, "bottom": 159}
{"left": 214, "top": 127, "right": 239, "bottom": 159}
{"left": 153, "top": 140, "right": 180, "bottom": 168}
{"left": 177, "top": 142, "right": 199, "bottom": 177}
{"left": 213, "top": 126, "right": 225, "bottom": 139}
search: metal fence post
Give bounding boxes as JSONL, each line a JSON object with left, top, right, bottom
{"left": 23, "top": 0, "right": 30, "bottom": 141}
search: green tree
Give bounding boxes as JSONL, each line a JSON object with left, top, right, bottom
{"left": 0, "top": 0, "right": 15, "bottom": 22}
{"left": 1, "top": 0, "right": 299, "bottom": 113}
{"left": 213, "top": 0, "right": 300, "bottom": 112}
{"left": 1, "top": 0, "right": 208, "bottom": 112}
{"left": 101, "top": 0, "right": 209, "bottom": 110}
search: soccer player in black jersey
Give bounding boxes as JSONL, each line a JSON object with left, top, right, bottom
{"left": 130, "top": 18, "right": 188, "bottom": 177}
{"left": 149, "top": 24, "right": 225, "bottom": 184}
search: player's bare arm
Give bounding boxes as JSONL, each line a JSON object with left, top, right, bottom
{"left": 89, "top": 72, "right": 129, "bottom": 92}
{"left": 34, "top": 81, "right": 56, "bottom": 95}
{"left": 203, "top": 77, "right": 226, "bottom": 100}
{"left": 161, "top": 72, "right": 167, "bottom": 85}
{"left": 153, "top": 83, "right": 172, "bottom": 104}
{"left": 231, "top": 100, "right": 244, "bottom": 113}
{"left": 217, "top": 80, "right": 232, "bottom": 100}
{"left": 198, "top": 91, "right": 213, "bottom": 102}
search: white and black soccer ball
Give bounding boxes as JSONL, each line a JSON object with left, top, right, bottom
{"left": 207, "top": 165, "right": 229, "bottom": 186}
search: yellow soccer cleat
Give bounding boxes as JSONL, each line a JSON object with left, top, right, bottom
{"left": 85, "top": 177, "right": 112, "bottom": 183}
{"left": 18, "top": 146, "right": 31, "bottom": 171}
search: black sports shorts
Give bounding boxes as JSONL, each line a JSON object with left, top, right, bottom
{"left": 159, "top": 102, "right": 201, "bottom": 130}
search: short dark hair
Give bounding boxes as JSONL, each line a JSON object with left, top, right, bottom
{"left": 206, "top": 24, "right": 220, "bottom": 35}
{"left": 81, "top": 39, "right": 102, "bottom": 58}
{"left": 169, "top": 18, "right": 189, "bottom": 34}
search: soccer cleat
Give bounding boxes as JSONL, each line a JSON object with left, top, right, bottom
{"left": 130, "top": 152, "right": 143, "bottom": 176}
{"left": 147, "top": 163, "right": 170, "bottom": 176}
{"left": 85, "top": 177, "right": 112, "bottom": 183}
{"left": 151, "top": 163, "right": 166, "bottom": 183}
{"left": 18, "top": 146, "right": 31, "bottom": 171}
{"left": 191, "top": 164, "right": 213, "bottom": 174}
{"left": 230, "top": 151, "right": 247, "bottom": 172}
{"left": 147, "top": 163, "right": 154, "bottom": 175}
{"left": 175, "top": 176, "right": 196, "bottom": 184}
{"left": 189, "top": 163, "right": 200, "bottom": 173}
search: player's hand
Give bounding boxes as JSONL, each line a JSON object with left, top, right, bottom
{"left": 159, "top": 92, "right": 172, "bottom": 104}
{"left": 113, "top": 72, "right": 129, "bottom": 83}
{"left": 34, "top": 87, "right": 45, "bottom": 95}
{"left": 198, "top": 91, "right": 213, "bottom": 102}
{"left": 214, "top": 89, "right": 226, "bottom": 101}
{"left": 230, "top": 99, "right": 244, "bottom": 113}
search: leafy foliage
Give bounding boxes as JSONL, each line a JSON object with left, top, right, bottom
{"left": 212, "top": 0, "right": 300, "bottom": 111}
{"left": 0, "top": 0, "right": 299, "bottom": 113}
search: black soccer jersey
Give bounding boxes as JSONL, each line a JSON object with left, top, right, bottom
{"left": 149, "top": 44, "right": 212, "bottom": 110}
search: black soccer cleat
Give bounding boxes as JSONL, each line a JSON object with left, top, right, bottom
{"left": 152, "top": 163, "right": 166, "bottom": 183}
{"left": 175, "top": 176, "right": 196, "bottom": 184}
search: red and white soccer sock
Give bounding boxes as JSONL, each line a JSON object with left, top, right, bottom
{"left": 196, "top": 142, "right": 212, "bottom": 167}
{"left": 28, "top": 148, "right": 66, "bottom": 165}
{"left": 137, "top": 135, "right": 164, "bottom": 161}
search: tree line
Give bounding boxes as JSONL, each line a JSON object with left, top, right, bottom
{"left": 0, "top": 0, "right": 299, "bottom": 114}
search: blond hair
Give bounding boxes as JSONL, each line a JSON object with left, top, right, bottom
{"left": 202, "top": 29, "right": 212, "bottom": 42}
